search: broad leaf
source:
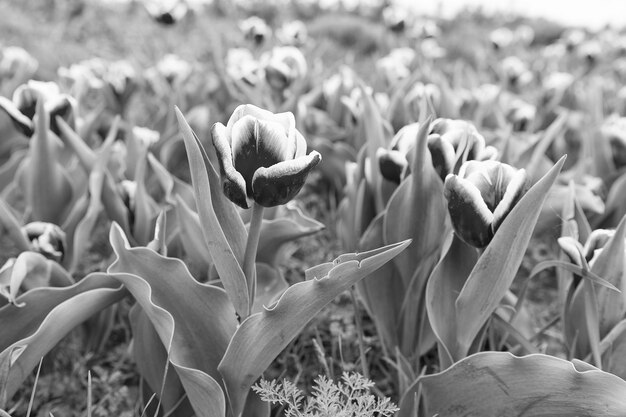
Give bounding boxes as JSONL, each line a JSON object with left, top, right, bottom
{"left": 357, "top": 213, "right": 404, "bottom": 352}
{"left": 398, "top": 352, "right": 626, "bottom": 417}
{"left": 176, "top": 107, "right": 249, "bottom": 318}
{"left": 108, "top": 223, "right": 237, "bottom": 417}
{"left": 218, "top": 239, "right": 411, "bottom": 417}
{"left": 0, "top": 274, "right": 125, "bottom": 404}
{"left": 425, "top": 234, "right": 477, "bottom": 368}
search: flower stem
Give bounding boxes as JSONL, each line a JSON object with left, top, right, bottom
{"left": 243, "top": 202, "right": 264, "bottom": 317}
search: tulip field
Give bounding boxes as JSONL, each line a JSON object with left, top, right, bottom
{"left": 3, "top": 0, "right": 626, "bottom": 415}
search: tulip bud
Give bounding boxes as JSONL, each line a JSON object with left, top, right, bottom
{"left": 444, "top": 160, "right": 528, "bottom": 248}
{"left": 22, "top": 222, "right": 66, "bottom": 262}
{"left": 212, "top": 104, "right": 321, "bottom": 209}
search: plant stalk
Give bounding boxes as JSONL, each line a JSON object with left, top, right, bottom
{"left": 243, "top": 202, "right": 264, "bottom": 317}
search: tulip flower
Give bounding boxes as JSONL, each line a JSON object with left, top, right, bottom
{"left": 11, "top": 80, "right": 77, "bottom": 136}
{"left": 444, "top": 160, "right": 528, "bottom": 248}
{"left": 276, "top": 20, "right": 308, "bottom": 46}
{"left": 261, "top": 46, "right": 307, "bottom": 92}
{"left": 559, "top": 229, "right": 615, "bottom": 267}
{"left": 212, "top": 104, "right": 321, "bottom": 209}
{"left": 240, "top": 16, "right": 271, "bottom": 46}
{"left": 143, "top": 0, "right": 188, "bottom": 25}
{"left": 22, "top": 221, "right": 66, "bottom": 262}
{"left": 377, "top": 119, "right": 497, "bottom": 185}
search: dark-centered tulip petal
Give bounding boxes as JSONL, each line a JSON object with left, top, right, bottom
{"left": 48, "top": 95, "right": 76, "bottom": 136}
{"left": 583, "top": 229, "right": 615, "bottom": 261}
{"left": 212, "top": 122, "right": 250, "bottom": 208}
{"left": 0, "top": 96, "right": 34, "bottom": 136}
{"left": 427, "top": 133, "right": 456, "bottom": 181}
{"left": 231, "top": 116, "right": 294, "bottom": 192}
{"left": 460, "top": 160, "right": 519, "bottom": 212}
{"left": 227, "top": 104, "right": 295, "bottom": 140}
{"left": 377, "top": 148, "right": 408, "bottom": 184}
{"left": 444, "top": 174, "right": 494, "bottom": 247}
{"left": 251, "top": 152, "right": 321, "bottom": 207}
{"left": 491, "top": 168, "right": 527, "bottom": 232}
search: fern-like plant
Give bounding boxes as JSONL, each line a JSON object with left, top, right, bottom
{"left": 252, "top": 372, "right": 398, "bottom": 417}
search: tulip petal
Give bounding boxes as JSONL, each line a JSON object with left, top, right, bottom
{"left": 212, "top": 122, "right": 249, "bottom": 208}
{"left": 444, "top": 174, "right": 494, "bottom": 247}
{"left": 251, "top": 152, "right": 321, "bottom": 207}
{"left": 492, "top": 168, "right": 527, "bottom": 232}
{"left": 461, "top": 160, "right": 519, "bottom": 211}
{"left": 293, "top": 130, "right": 307, "bottom": 158}
{"left": 0, "top": 97, "right": 34, "bottom": 137}
{"left": 377, "top": 148, "right": 408, "bottom": 184}
{"left": 226, "top": 104, "right": 295, "bottom": 140}
{"left": 231, "top": 116, "right": 293, "bottom": 192}
{"left": 427, "top": 133, "right": 455, "bottom": 181}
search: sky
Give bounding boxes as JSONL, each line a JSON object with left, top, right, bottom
{"left": 399, "top": 0, "right": 626, "bottom": 29}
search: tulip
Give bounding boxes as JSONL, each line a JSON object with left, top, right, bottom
{"left": 444, "top": 160, "right": 528, "bottom": 248}
{"left": 559, "top": 229, "right": 615, "bottom": 267}
{"left": 12, "top": 80, "right": 77, "bottom": 136}
{"left": 212, "top": 104, "right": 321, "bottom": 209}
{"left": 377, "top": 119, "right": 497, "bottom": 185}
{"left": 144, "top": 0, "right": 188, "bottom": 25}
{"left": 22, "top": 221, "right": 66, "bottom": 262}
{"left": 276, "top": 20, "right": 308, "bottom": 46}
{"left": 240, "top": 16, "right": 271, "bottom": 46}
{"left": 261, "top": 46, "right": 307, "bottom": 92}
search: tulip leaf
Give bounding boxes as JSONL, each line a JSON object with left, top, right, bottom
{"left": 56, "top": 116, "right": 132, "bottom": 236}
{"left": 28, "top": 95, "right": 73, "bottom": 224}
{"left": 398, "top": 352, "right": 626, "bottom": 417}
{"left": 529, "top": 260, "right": 620, "bottom": 292}
{"left": 252, "top": 263, "right": 288, "bottom": 315}
{"left": 108, "top": 223, "right": 237, "bottom": 417}
{"left": 174, "top": 195, "right": 212, "bottom": 275}
{"left": 218, "top": 239, "right": 411, "bottom": 417}
{"left": 0, "top": 273, "right": 125, "bottom": 404}
{"left": 147, "top": 152, "right": 196, "bottom": 210}
{"left": 600, "top": 172, "right": 626, "bottom": 228}
{"left": 425, "top": 234, "right": 478, "bottom": 368}
{"left": 596, "top": 318, "right": 626, "bottom": 379}
{"left": 132, "top": 152, "right": 159, "bottom": 246}
{"left": 176, "top": 107, "right": 249, "bottom": 318}
{"left": 358, "top": 83, "right": 387, "bottom": 213}
{"left": 384, "top": 118, "right": 448, "bottom": 287}
{"left": 565, "top": 215, "right": 626, "bottom": 358}
{"left": 256, "top": 204, "right": 324, "bottom": 267}
{"left": 357, "top": 212, "right": 404, "bottom": 351}
{"left": 0, "top": 198, "right": 31, "bottom": 252}
{"left": 129, "top": 305, "right": 194, "bottom": 415}
{"left": 454, "top": 156, "right": 565, "bottom": 358}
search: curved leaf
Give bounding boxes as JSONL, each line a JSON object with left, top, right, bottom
{"left": 356, "top": 213, "right": 404, "bottom": 352}
{"left": 383, "top": 119, "right": 448, "bottom": 286}
{"left": 398, "top": 352, "right": 626, "bottom": 417}
{"left": 0, "top": 274, "right": 124, "bottom": 404}
{"left": 425, "top": 234, "right": 477, "bottom": 368}
{"left": 218, "top": 239, "right": 411, "bottom": 417}
{"left": 176, "top": 107, "right": 249, "bottom": 318}
{"left": 256, "top": 204, "right": 324, "bottom": 267}
{"left": 454, "top": 156, "right": 565, "bottom": 358}
{"left": 108, "top": 223, "right": 237, "bottom": 417}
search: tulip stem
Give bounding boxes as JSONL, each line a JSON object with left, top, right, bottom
{"left": 243, "top": 202, "right": 265, "bottom": 316}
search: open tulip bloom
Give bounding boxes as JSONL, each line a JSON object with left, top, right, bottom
{"left": 444, "top": 160, "right": 527, "bottom": 248}
{"left": 212, "top": 104, "right": 321, "bottom": 210}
